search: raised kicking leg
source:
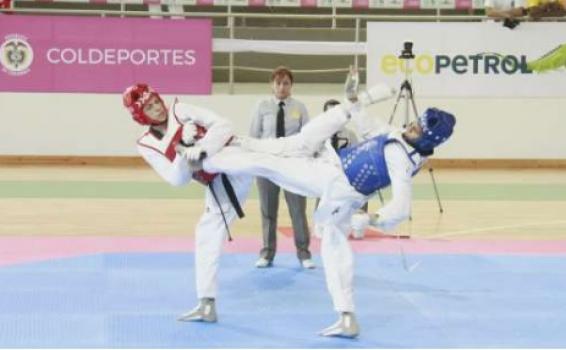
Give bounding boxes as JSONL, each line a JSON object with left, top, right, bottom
{"left": 238, "top": 83, "right": 396, "bottom": 157}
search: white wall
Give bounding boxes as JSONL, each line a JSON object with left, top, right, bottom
{"left": 1, "top": 85, "right": 565, "bottom": 159}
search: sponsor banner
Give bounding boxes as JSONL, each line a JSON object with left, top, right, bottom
{"left": 0, "top": 15, "right": 212, "bottom": 94}
{"left": 301, "top": 0, "right": 317, "bottom": 7}
{"left": 353, "top": 0, "right": 369, "bottom": 7}
{"left": 455, "top": 0, "right": 472, "bottom": 9}
{"left": 403, "top": 0, "right": 420, "bottom": 8}
{"left": 367, "top": 22, "right": 566, "bottom": 97}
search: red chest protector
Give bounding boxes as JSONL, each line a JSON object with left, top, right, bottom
{"left": 164, "top": 124, "right": 218, "bottom": 186}
{"left": 138, "top": 104, "right": 233, "bottom": 187}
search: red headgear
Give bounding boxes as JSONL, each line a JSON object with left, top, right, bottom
{"left": 122, "top": 83, "right": 166, "bottom": 125}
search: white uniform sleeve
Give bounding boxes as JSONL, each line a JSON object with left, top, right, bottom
{"left": 349, "top": 104, "right": 394, "bottom": 141}
{"left": 138, "top": 144, "right": 191, "bottom": 187}
{"left": 373, "top": 143, "right": 413, "bottom": 231}
{"left": 174, "top": 103, "right": 234, "bottom": 157}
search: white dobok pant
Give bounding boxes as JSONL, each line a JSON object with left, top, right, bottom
{"left": 202, "top": 104, "right": 368, "bottom": 312}
{"left": 195, "top": 173, "right": 252, "bottom": 299}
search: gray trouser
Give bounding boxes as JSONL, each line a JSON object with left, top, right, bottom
{"left": 257, "top": 177, "right": 311, "bottom": 261}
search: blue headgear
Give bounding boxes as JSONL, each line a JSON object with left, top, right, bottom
{"left": 410, "top": 108, "right": 456, "bottom": 154}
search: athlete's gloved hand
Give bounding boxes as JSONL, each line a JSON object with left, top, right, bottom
{"left": 182, "top": 122, "right": 198, "bottom": 146}
{"left": 185, "top": 145, "right": 207, "bottom": 162}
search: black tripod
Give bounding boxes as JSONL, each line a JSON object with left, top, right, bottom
{"left": 381, "top": 43, "right": 444, "bottom": 213}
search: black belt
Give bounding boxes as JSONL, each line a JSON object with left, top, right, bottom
{"left": 221, "top": 174, "right": 245, "bottom": 219}
{"left": 207, "top": 174, "right": 245, "bottom": 242}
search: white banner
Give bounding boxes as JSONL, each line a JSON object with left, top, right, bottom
{"left": 367, "top": 22, "right": 566, "bottom": 97}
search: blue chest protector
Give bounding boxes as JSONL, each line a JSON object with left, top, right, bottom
{"left": 338, "top": 134, "right": 405, "bottom": 196}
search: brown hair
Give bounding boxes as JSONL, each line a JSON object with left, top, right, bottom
{"left": 270, "top": 66, "right": 294, "bottom": 84}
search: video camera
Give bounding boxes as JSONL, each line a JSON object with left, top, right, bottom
{"left": 503, "top": 18, "right": 520, "bottom": 29}
{"left": 399, "top": 41, "right": 415, "bottom": 60}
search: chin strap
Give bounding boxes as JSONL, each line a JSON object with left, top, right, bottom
{"left": 402, "top": 133, "right": 434, "bottom": 157}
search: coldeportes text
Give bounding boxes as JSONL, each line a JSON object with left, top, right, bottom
{"left": 46, "top": 48, "right": 197, "bottom": 65}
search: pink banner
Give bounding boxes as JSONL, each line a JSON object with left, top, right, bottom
{"left": 0, "top": 15, "right": 212, "bottom": 94}
{"left": 196, "top": 0, "right": 214, "bottom": 5}
{"left": 403, "top": 0, "right": 421, "bottom": 8}
{"left": 300, "top": 0, "right": 318, "bottom": 7}
{"left": 248, "top": 0, "right": 266, "bottom": 6}
{"left": 455, "top": 0, "right": 472, "bottom": 9}
{"left": 352, "top": 0, "right": 369, "bottom": 8}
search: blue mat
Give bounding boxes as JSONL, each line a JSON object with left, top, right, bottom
{"left": 1, "top": 252, "right": 566, "bottom": 348}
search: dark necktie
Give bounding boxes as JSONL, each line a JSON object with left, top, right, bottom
{"left": 276, "top": 101, "right": 285, "bottom": 138}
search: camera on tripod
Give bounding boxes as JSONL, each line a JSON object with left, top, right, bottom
{"left": 399, "top": 41, "right": 415, "bottom": 60}
{"left": 388, "top": 40, "right": 445, "bottom": 213}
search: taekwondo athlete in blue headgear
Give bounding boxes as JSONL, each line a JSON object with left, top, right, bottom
{"left": 233, "top": 72, "right": 457, "bottom": 338}
{"left": 347, "top": 106, "right": 456, "bottom": 237}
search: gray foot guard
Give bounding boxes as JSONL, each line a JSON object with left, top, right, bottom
{"left": 319, "top": 312, "right": 360, "bottom": 338}
{"left": 177, "top": 298, "right": 217, "bottom": 323}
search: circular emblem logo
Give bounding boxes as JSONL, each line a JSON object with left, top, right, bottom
{"left": 1, "top": 34, "right": 34, "bottom": 76}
